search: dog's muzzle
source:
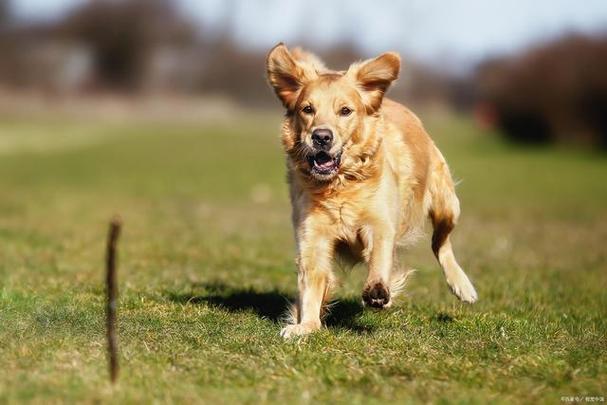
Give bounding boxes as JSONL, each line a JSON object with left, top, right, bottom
{"left": 307, "top": 149, "right": 342, "bottom": 178}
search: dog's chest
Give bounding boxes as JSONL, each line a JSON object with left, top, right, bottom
{"left": 318, "top": 195, "right": 365, "bottom": 242}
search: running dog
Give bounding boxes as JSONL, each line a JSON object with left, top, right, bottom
{"left": 266, "top": 43, "right": 477, "bottom": 338}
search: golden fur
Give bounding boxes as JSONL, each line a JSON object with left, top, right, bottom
{"left": 266, "top": 43, "right": 477, "bottom": 338}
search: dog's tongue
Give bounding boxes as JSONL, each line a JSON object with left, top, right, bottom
{"left": 316, "top": 159, "right": 334, "bottom": 168}
{"left": 314, "top": 152, "right": 334, "bottom": 168}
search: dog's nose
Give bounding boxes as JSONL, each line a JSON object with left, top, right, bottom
{"left": 311, "top": 129, "right": 333, "bottom": 150}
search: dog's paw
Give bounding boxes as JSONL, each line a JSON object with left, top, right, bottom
{"left": 447, "top": 273, "right": 478, "bottom": 303}
{"left": 280, "top": 322, "right": 320, "bottom": 339}
{"left": 362, "top": 282, "right": 391, "bottom": 309}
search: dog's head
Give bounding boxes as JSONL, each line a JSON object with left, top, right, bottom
{"left": 266, "top": 43, "right": 400, "bottom": 182}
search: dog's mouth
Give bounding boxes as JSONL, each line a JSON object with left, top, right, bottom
{"left": 307, "top": 150, "right": 341, "bottom": 178}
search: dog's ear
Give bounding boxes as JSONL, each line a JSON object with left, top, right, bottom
{"left": 347, "top": 52, "right": 400, "bottom": 113}
{"left": 266, "top": 43, "right": 318, "bottom": 110}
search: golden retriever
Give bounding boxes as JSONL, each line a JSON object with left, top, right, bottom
{"left": 266, "top": 43, "right": 477, "bottom": 338}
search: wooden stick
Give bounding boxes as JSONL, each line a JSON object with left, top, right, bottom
{"left": 106, "top": 216, "right": 122, "bottom": 384}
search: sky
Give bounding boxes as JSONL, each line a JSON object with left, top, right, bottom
{"left": 12, "top": 0, "right": 607, "bottom": 65}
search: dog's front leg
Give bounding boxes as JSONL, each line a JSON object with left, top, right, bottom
{"left": 362, "top": 225, "right": 395, "bottom": 309}
{"left": 281, "top": 227, "right": 333, "bottom": 339}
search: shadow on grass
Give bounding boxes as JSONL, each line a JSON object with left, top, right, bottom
{"left": 167, "top": 283, "right": 290, "bottom": 322}
{"left": 165, "top": 282, "right": 374, "bottom": 333}
{"left": 324, "top": 299, "right": 373, "bottom": 333}
{"left": 433, "top": 312, "right": 456, "bottom": 323}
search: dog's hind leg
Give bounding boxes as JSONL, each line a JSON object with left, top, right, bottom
{"left": 429, "top": 158, "right": 478, "bottom": 303}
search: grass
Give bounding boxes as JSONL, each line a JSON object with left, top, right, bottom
{"left": 0, "top": 110, "right": 605, "bottom": 403}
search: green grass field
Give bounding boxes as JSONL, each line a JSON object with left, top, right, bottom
{"left": 0, "top": 111, "right": 605, "bottom": 403}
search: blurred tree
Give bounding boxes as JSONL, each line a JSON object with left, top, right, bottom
{"left": 60, "top": 0, "right": 195, "bottom": 91}
{"left": 197, "top": 40, "right": 269, "bottom": 104}
{"left": 0, "top": 0, "right": 16, "bottom": 84}
{"left": 476, "top": 34, "right": 607, "bottom": 149}
{"left": 0, "top": 0, "right": 11, "bottom": 29}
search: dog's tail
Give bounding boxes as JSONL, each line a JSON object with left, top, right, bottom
{"left": 291, "top": 47, "right": 328, "bottom": 73}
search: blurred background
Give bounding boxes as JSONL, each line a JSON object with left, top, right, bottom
{"left": 1, "top": 0, "right": 606, "bottom": 147}
{"left": 2, "top": 2, "right": 607, "bottom": 401}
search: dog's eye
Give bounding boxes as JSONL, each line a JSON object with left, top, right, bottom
{"left": 339, "top": 106, "right": 353, "bottom": 117}
{"left": 302, "top": 105, "right": 315, "bottom": 115}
